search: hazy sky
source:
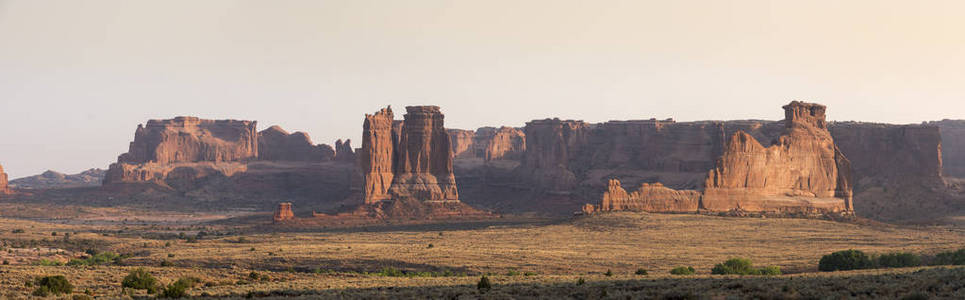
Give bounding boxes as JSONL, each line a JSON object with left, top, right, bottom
{"left": 1, "top": 0, "right": 964, "bottom": 178}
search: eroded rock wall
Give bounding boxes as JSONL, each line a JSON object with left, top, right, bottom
{"left": 830, "top": 122, "right": 952, "bottom": 221}
{"left": 587, "top": 179, "right": 700, "bottom": 213}
{"left": 118, "top": 116, "right": 258, "bottom": 164}
{"left": 258, "top": 126, "right": 335, "bottom": 162}
{"left": 929, "top": 120, "right": 965, "bottom": 178}
{"left": 516, "top": 119, "right": 589, "bottom": 193}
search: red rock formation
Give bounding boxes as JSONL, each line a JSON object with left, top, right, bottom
{"left": 449, "top": 127, "right": 526, "bottom": 161}
{"left": 334, "top": 139, "right": 356, "bottom": 162}
{"left": 273, "top": 202, "right": 295, "bottom": 222}
{"left": 105, "top": 117, "right": 259, "bottom": 185}
{"left": 702, "top": 102, "right": 853, "bottom": 213}
{"left": 118, "top": 117, "right": 258, "bottom": 164}
{"left": 929, "top": 120, "right": 965, "bottom": 178}
{"left": 258, "top": 125, "right": 335, "bottom": 162}
{"left": 830, "top": 122, "right": 953, "bottom": 221}
{"left": 0, "top": 163, "right": 10, "bottom": 194}
{"left": 448, "top": 129, "right": 476, "bottom": 158}
{"left": 517, "top": 119, "right": 589, "bottom": 192}
{"left": 587, "top": 179, "right": 700, "bottom": 213}
{"left": 360, "top": 107, "right": 396, "bottom": 203}
{"left": 390, "top": 106, "right": 459, "bottom": 201}
{"left": 483, "top": 127, "right": 526, "bottom": 161}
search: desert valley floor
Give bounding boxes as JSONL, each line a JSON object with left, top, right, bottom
{"left": 2, "top": 208, "right": 965, "bottom": 299}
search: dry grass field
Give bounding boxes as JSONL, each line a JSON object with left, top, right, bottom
{"left": 2, "top": 211, "right": 965, "bottom": 298}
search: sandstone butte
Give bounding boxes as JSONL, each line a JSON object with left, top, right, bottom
{"left": 309, "top": 105, "right": 492, "bottom": 221}
{"left": 0, "top": 163, "right": 11, "bottom": 194}
{"left": 273, "top": 202, "right": 295, "bottom": 222}
{"left": 582, "top": 101, "right": 855, "bottom": 216}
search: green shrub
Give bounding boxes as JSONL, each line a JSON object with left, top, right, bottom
{"left": 712, "top": 258, "right": 755, "bottom": 275}
{"left": 577, "top": 277, "right": 586, "bottom": 285}
{"left": 477, "top": 275, "right": 492, "bottom": 292}
{"left": 933, "top": 249, "right": 965, "bottom": 266}
{"left": 122, "top": 268, "right": 158, "bottom": 293}
{"left": 506, "top": 269, "right": 520, "bottom": 276}
{"left": 819, "top": 250, "right": 873, "bottom": 271}
{"left": 670, "top": 266, "right": 696, "bottom": 275}
{"left": 604, "top": 269, "right": 613, "bottom": 277}
{"left": 712, "top": 258, "right": 781, "bottom": 275}
{"left": 876, "top": 252, "right": 922, "bottom": 268}
{"left": 635, "top": 268, "right": 648, "bottom": 275}
{"left": 35, "top": 259, "right": 64, "bottom": 266}
{"left": 32, "top": 275, "right": 73, "bottom": 296}
{"left": 758, "top": 265, "right": 782, "bottom": 276}
{"left": 67, "top": 252, "right": 120, "bottom": 266}
{"left": 159, "top": 277, "right": 198, "bottom": 298}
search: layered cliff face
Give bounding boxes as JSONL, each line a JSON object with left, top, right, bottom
{"left": 830, "top": 122, "right": 954, "bottom": 221}
{"left": 929, "top": 120, "right": 965, "bottom": 178}
{"left": 448, "top": 129, "right": 476, "bottom": 158}
{"left": 105, "top": 117, "right": 259, "bottom": 185}
{"left": 517, "top": 119, "right": 589, "bottom": 192}
{"left": 702, "top": 102, "right": 852, "bottom": 213}
{"left": 483, "top": 127, "right": 526, "bottom": 161}
{"left": 448, "top": 127, "right": 526, "bottom": 161}
{"left": 0, "top": 163, "right": 10, "bottom": 194}
{"left": 258, "top": 126, "right": 335, "bottom": 162}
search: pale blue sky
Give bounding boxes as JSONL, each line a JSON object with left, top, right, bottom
{"left": 1, "top": 0, "right": 964, "bottom": 178}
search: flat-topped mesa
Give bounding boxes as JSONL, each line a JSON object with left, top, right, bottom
{"left": 360, "top": 106, "right": 396, "bottom": 204}
{"left": 105, "top": 117, "right": 258, "bottom": 185}
{"left": 0, "top": 163, "right": 10, "bottom": 194}
{"left": 390, "top": 106, "right": 459, "bottom": 202}
{"left": 119, "top": 116, "right": 258, "bottom": 164}
{"left": 702, "top": 101, "right": 853, "bottom": 213}
{"left": 257, "top": 125, "right": 335, "bottom": 162}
